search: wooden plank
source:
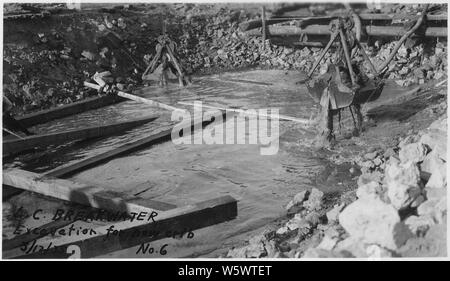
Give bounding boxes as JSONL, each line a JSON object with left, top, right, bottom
{"left": 3, "top": 116, "right": 158, "bottom": 155}
{"left": 217, "top": 77, "right": 273, "bottom": 86}
{"left": 178, "top": 101, "right": 310, "bottom": 124}
{"left": 3, "top": 169, "right": 173, "bottom": 215}
{"left": 247, "top": 25, "right": 447, "bottom": 37}
{"left": 16, "top": 94, "right": 126, "bottom": 128}
{"left": 45, "top": 110, "right": 227, "bottom": 178}
{"left": 84, "top": 82, "right": 186, "bottom": 112}
{"left": 3, "top": 195, "right": 237, "bottom": 259}
{"left": 239, "top": 16, "right": 334, "bottom": 32}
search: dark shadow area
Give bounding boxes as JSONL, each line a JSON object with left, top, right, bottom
{"left": 366, "top": 91, "right": 445, "bottom": 122}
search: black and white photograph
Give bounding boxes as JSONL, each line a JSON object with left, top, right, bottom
{"left": 1, "top": 0, "right": 448, "bottom": 265}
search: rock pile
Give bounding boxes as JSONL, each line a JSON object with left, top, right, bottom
{"left": 3, "top": 3, "right": 447, "bottom": 116}
{"left": 227, "top": 188, "right": 326, "bottom": 258}
{"left": 304, "top": 114, "right": 447, "bottom": 258}
{"left": 368, "top": 41, "right": 447, "bottom": 87}
{"left": 227, "top": 113, "right": 446, "bottom": 258}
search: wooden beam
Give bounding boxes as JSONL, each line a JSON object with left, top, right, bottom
{"left": 178, "top": 101, "right": 310, "bottom": 124}
{"left": 261, "top": 6, "right": 267, "bottom": 49}
{"left": 239, "top": 13, "right": 447, "bottom": 32}
{"left": 3, "top": 116, "right": 158, "bottom": 155}
{"left": 84, "top": 82, "right": 185, "bottom": 112}
{"left": 217, "top": 77, "right": 273, "bottom": 86}
{"left": 246, "top": 25, "right": 447, "bottom": 37}
{"left": 357, "top": 13, "right": 447, "bottom": 22}
{"left": 4, "top": 195, "right": 237, "bottom": 259}
{"left": 16, "top": 94, "right": 126, "bottom": 128}
{"left": 45, "top": 110, "right": 227, "bottom": 178}
{"left": 3, "top": 169, "right": 176, "bottom": 215}
{"left": 239, "top": 16, "right": 334, "bottom": 32}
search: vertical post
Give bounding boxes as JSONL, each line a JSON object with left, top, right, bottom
{"left": 162, "top": 19, "right": 167, "bottom": 35}
{"left": 261, "top": 6, "right": 267, "bottom": 49}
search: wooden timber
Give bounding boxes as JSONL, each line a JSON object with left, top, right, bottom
{"left": 16, "top": 94, "right": 126, "bottom": 128}
{"left": 3, "top": 169, "right": 176, "bottom": 215}
{"left": 3, "top": 195, "right": 237, "bottom": 259}
{"left": 45, "top": 110, "right": 228, "bottom": 178}
{"left": 3, "top": 116, "right": 158, "bottom": 155}
{"left": 246, "top": 25, "right": 447, "bottom": 37}
{"left": 239, "top": 16, "right": 335, "bottom": 32}
{"left": 239, "top": 13, "right": 448, "bottom": 32}
{"left": 178, "top": 101, "right": 310, "bottom": 124}
{"left": 84, "top": 82, "right": 185, "bottom": 112}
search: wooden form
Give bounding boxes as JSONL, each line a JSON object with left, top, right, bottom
{"left": 246, "top": 25, "right": 447, "bottom": 37}
{"left": 45, "top": 110, "right": 227, "bottom": 178}
{"left": 3, "top": 83, "right": 238, "bottom": 259}
{"left": 3, "top": 116, "right": 158, "bottom": 155}
{"left": 16, "top": 94, "right": 126, "bottom": 128}
{"left": 3, "top": 195, "right": 237, "bottom": 259}
{"left": 239, "top": 13, "right": 447, "bottom": 32}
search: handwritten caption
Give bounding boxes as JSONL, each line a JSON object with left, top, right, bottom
{"left": 11, "top": 207, "right": 195, "bottom": 258}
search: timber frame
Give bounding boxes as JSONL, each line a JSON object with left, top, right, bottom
{"left": 2, "top": 87, "right": 238, "bottom": 259}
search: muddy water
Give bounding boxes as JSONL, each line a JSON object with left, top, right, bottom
{"left": 8, "top": 70, "right": 333, "bottom": 258}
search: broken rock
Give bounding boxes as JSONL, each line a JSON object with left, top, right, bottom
{"left": 285, "top": 189, "right": 309, "bottom": 214}
{"left": 356, "top": 181, "right": 385, "bottom": 200}
{"left": 425, "top": 162, "right": 447, "bottom": 189}
{"left": 302, "top": 188, "right": 324, "bottom": 212}
{"left": 339, "top": 197, "right": 413, "bottom": 250}
{"left": 399, "top": 143, "right": 428, "bottom": 164}
{"left": 404, "top": 215, "right": 435, "bottom": 235}
{"left": 326, "top": 203, "right": 346, "bottom": 223}
{"left": 420, "top": 149, "right": 445, "bottom": 175}
{"left": 385, "top": 159, "right": 422, "bottom": 210}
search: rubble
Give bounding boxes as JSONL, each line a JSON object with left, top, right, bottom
{"left": 385, "top": 159, "right": 422, "bottom": 210}
{"left": 233, "top": 109, "right": 447, "bottom": 258}
{"left": 3, "top": 3, "right": 447, "bottom": 117}
{"left": 305, "top": 113, "right": 447, "bottom": 257}
{"left": 339, "top": 197, "right": 412, "bottom": 250}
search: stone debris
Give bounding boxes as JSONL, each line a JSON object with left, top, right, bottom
{"left": 339, "top": 197, "right": 412, "bottom": 250}
{"left": 228, "top": 106, "right": 446, "bottom": 258}
{"left": 3, "top": 3, "right": 447, "bottom": 117}
{"left": 356, "top": 181, "right": 385, "bottom": 200}
{"left": 399, "top": 143, "right": 428, "bottom": 164}
{"left": 311, "top": 115, "right": 446, "bottom": 257}
{"left": 233, "top": 109, "right": 447, "bottom": 258}
{"left": 385, "top": 159, "right": 422, "bottom": 210}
